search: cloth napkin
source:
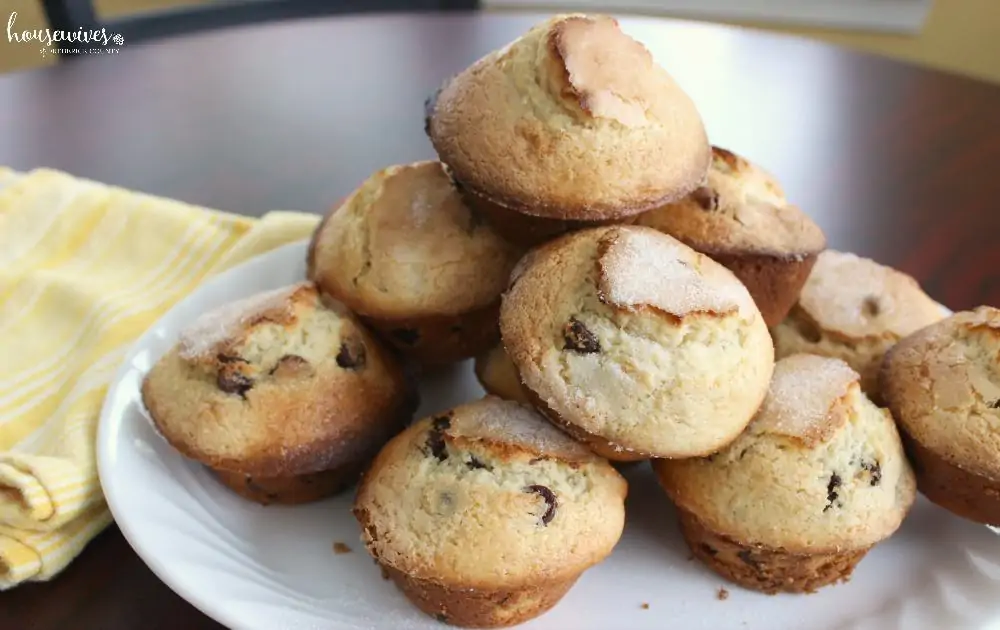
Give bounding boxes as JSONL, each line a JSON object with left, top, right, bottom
{"left": 0, "top": 167, "right": 321, "bottom": 589}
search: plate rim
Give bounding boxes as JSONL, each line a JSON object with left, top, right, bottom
{"left": 95, "top": 238, "right": 978, "bottom": 630}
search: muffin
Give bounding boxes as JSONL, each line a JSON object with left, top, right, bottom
{"left": 425, "top": 14, "right": 710, "bottom": 247}
{"left": 881, "top": 306, "right": 1000, "bottom": 526}
{"left": 635, "top": 146, "right": 826, "bottom": 326}
{"left": 499, "top": 225, "right": 774, "bottom": 461}
{"left": 772, "top": 250, "right": 945, "bottom": 398}
{"left": 353, "top": 397, "right": 627, "bottom": 628}
{"left": 142, "top": 282, "right": 416, "bottom": 505}
{"left": 473, "top": 343, "right": 530, "bottom": 404}
{"left": 308, "top": 161, "right": 523, "bottom": 365}
{"left": 655, "top": 354, "right": 916, "bottom": 594}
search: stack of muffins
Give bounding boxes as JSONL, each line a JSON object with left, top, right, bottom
{"left": 140, "top": 14, "right": 1000, "bottom": 629}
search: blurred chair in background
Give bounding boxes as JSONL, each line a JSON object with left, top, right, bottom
{"left": 41, "top": 0, "right": 479, "bottom": 52}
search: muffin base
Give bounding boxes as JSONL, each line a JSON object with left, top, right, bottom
{"left": 710, "top": 250, "right": 819, "bottom": 328}
{"left": 363, "top": 300, "right": 501, "bottom": 367}
{"left": 678, "top": 509, "right": 869, "bottom": 594}
{"left": 381, "top": 563, "right": 579, "bottom": 628}
{"left": 900, "top": 427, "right": 1000, "bottom": 526}
{"left": 213, "top": 462, "right": 365, "bottom": 505}
{"left": 459, "top": 186, "right": 634, "bottom": 248}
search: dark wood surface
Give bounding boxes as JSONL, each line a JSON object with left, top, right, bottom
{"left": 1, "top": 11, "right": 999, "bottom": 630}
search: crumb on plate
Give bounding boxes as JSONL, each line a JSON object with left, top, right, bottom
{"left": 641, "top": 603, "right": 649, "bottom": 610}
{"left": 717, "top": 588, "right": 729, "bottom": 601}
{"left": 333, "top": 541, "right": 352, "bottom": 554}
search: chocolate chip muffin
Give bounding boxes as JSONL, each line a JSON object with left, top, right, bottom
{"left": 499, "top": 225, "right": 774, "bottom": 461}
{"left": 881, "top": 306, "right": 1000, "bottom": 526}
{"left": 142, "top": 282, "right": 416, "bottom": 505}
{"left": 473, "top": 343, "right": 530, "bottom": 404}
{"left": 354, "top": 396, "right": 627, "bottom": 628}
{"left": 772, "top": 250, "right": 945, "bottom": 399}
{"left": 425, "top": 14, "right": 710, "bottom": 247}
{"left": 308, "top": 161, "right": 523, "bottom": 365}
{"left": 635, "top": 146, "right": 826, "bottom": 326}
{"left": 655, "top": 354, "right": 916, "bottom": 594}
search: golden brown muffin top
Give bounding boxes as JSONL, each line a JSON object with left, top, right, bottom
{"left": 794, "top": 250, "right": 943, "bottom": 341}
{"left": 427, "top": 14, "right": 710, "bottom": 221}
{"left": 354, "top": 397, "right": 627, "bottom": 586}
{"left": 500, "top": 225, "right": 774, "bottom": 459}
{"left": 636, "top": 146, "right": 826, "bottom": 257}
{"left": 754, "top": 353, "right": 860, "bottom": 446}
{"left": 142, "top": 282, "right": 414, "bottom": 477}
{"left": 656, "top": 354, "right": 916, "bottom": 553}
{"left": 882, "top": 307, "right": 1000, "bottom": 478}
{"left": 308, "top": 161, "right": 523, "bottom": 319}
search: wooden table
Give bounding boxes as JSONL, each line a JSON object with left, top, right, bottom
{"left": 0, "top": 11, "right": 998, "bottom": 630}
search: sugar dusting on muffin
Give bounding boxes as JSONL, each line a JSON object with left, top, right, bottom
{"left": 446, "top": 398, "right": 595, "bottom": 462}
{"left": 178, "top": 282, "right": 310, "bottom": 361}
{"left": 596, "top": 227, "right": 756, "bottom": 318}
{"left": 550, "top": 15, "right": 665, "bottom": 127}
{"left": 794, "top": 250, "right": 942, "bottom": 340}
{"left": 755, "top": 354, "right": 857, "bottom": 445}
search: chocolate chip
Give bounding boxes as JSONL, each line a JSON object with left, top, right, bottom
{"left": 426, "top": 414, "right": 451, "bottom": 461}
{"left": 391, "top": 327, "right": 420, "bottom": 346}
{"left": 991, "top": 399, "right": 1000, "bottom": 409}
{"left": 862, "top": 295, "right": 881, "bottom": 317}
{"left": 526, "top": 484, "right": 557, "bottom": 525}
{"left": 435, "top": 613, "right": 448, "bottom": 624}
{"left": 790, "top": 315, "right": 823, "bottom": 344}
{"left": 691, "top": 186, "right": 719, "bottom": 211}
{"left": 449, "top": 324, "right": 463, "bottom": 334}
{"left": 824, "top": 473, "right": 842, "bottom": 512}
{"left": 563, "top": 317, "right": 600, "bottom": 353}
{"left": 217, "top": 353, "right": 247, "bottom": 364}
{"left": 432, "top": 414, "right": 451, "bottom": 431}
{"left": 700, "top": 543, "right": 718, "bottom": 557}
{"left": 467, "top": 456, "right": 489, "bottom": 471}
{"left": 738, "top": 550, "right": 760, "bottom": 570}
{"left": 336, "top": 337, "right": 367, "bottom": 369}
{"left": 217, "top": 371, "right": 253, "bottom": 399}
{"left": 861, "top": 460, "right": 882, "bottom": 486}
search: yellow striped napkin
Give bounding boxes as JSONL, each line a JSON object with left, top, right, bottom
{"left": 0, "top": 167, "right": 321, "bottom": 589}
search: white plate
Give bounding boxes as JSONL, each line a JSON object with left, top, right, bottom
{"left": 98, "top": 240, "right": 1000, "bottom": 630}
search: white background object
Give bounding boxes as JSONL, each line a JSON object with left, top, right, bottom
{"left": 484, "top": 0, "right": 933, "bottom": 34}
{"left": 98, "top": 240, "right": 1000, "bottom": 630}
